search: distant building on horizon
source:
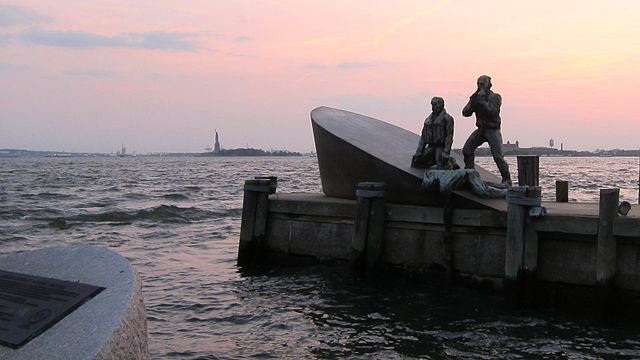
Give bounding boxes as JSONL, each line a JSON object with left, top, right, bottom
{"left": 503, "top": 140, "right": 519, "bottom": 153}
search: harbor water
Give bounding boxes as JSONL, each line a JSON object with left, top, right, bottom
{"left": 1, "top": 156, "right": 639, "bottom": 359}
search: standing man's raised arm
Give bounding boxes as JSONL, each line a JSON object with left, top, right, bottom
{"left": 462, "top": 95, "right": 475, "bottom": 117}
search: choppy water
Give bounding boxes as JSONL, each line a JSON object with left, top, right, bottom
{"left": 1, "top": 156, "right": 639, "bottom": 359}
{"left": 476, "top": 157, "right": 639, "bottom": 203}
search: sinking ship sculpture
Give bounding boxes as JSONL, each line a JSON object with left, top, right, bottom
{"left": 311, "top": 106, "right": 503, "bottom": 208}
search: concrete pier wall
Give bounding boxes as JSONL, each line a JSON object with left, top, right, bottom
{"left": 262, "top": 193, "right": 640, "bottom": 293}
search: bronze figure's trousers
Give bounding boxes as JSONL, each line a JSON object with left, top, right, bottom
{"left": 463, "top": 127, "right": 511, "bottom": 182}
{"left": 413, "top": 145, "right": 444, "bottom": 169}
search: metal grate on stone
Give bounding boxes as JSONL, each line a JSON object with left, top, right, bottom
{"left": 0, "top": 270, "right": 104, "bottom": 349}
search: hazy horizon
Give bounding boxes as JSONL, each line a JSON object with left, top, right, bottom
{"left": 3, "top": 143, "right": 640, "bottom": 155}
{"left": 2, "top": 1, "right": 639, "bottom": 153}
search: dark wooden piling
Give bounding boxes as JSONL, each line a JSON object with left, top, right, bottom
{"left": 522, "top": 213, "right": 539, "bottom": 306}
{"left": 238, "top": 178, "right": 276, "bottom": 265}
{"left": 238, "top": 183, "right": 258, "bottom": 265}
{"left": 366, "top": 191, "right": 386, "bottom": 274}
{"left": 595, "top": 188, "right": 619, "bottom": 309}
{"left": 351, "top": 191, "right": 371, "bottom": 270}
{"left": 505, "top": 186, "right": 542, "bottom": 307}
{"left": 517, "top": 155, "right": 540, "bottom": 186}
{"left": 255, "top": 176, "right": 278, "bottom": 194}
{"left": 556, "top": 180, "right": 569, "bottom": 202}
{"left": 441, "top": 192, "right": 455, "bottom": 284}
{"left": 351, "top": 182, "right": 386, "bottom": 274}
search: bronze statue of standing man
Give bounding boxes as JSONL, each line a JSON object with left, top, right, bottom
{"left": 462, "top": 75, "right": 511, "bottom": 185}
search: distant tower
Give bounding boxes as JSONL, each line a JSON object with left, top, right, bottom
{"left": 214, "top": 130, "right": 221, "bottom": 153}
{"left": 549, "top": 138, "right": 555, "bottom": 148}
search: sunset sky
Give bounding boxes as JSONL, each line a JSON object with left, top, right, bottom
{"left": 1, "top": 1, "right": 639, "bottom": 153}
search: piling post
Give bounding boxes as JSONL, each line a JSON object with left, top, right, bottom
{"left": 238, "top": 178, "right": 276, "bottom": 265}
{"left": 441, "top": 192, "right": 455, "bottom": 284}
{"left": 595, "top": 188, "right": 619, "bottom": 309}
{"left": 254, "top": 176, "right": 278, "bottom": 194}
{"left": 555, "top": 180, "right": 569, "bottom": 202}
{"left": 505, "top": 186, "right": 542, "bottom": 307}
{"left": 351, "top": 182, "right": 385, "bottom": 274}
{"left": 351, "top": 187, "right": 371, "bottom": 271}
{"left": 517, "top": 155, "right": 539, "bottom": 186}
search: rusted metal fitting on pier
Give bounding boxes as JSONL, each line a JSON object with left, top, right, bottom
{"left": 507, "top": 186, "right": 542, "bottom": 206}
{"left": 507, "top": 186, "right": 545, "bottom": 217}
{"left": 528, "top": 206, "right": 547, "bottom": 217}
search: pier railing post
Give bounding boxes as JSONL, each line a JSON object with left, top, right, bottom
{"left": 351, "top": 182, "right": 386, "bottom": 274}
{"left": 505, "top": 186, "right": 542, "bottom": 307}
{"left": 595, "top": 188, "right": 619, "bottom": 310}
{"left": 254, "top": 176, "right": 278, "bottom": 194}
{"left": 238, "top": 178, "right": 277, "bottom": 266}
{"left": 517, "top": 155, "right": 539, "bottom": 186}
{"left": 555, "top": 180, "right": 569, "bottom": 202}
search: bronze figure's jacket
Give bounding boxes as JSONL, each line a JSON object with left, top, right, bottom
{"left": 462, "top": 91, "right": 502, "bottom": 129}
{"left": 416, "top": 110, "right": 454, "bottom": 154}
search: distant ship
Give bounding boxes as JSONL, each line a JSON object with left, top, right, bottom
{"left": 116, "top": 145, "right": 134, "bottom": 157}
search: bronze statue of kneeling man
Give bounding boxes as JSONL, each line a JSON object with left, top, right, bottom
{"left": 411, "top": 97, "right": 459, "bottom": 170}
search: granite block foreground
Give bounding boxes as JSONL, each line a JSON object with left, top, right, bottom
{"left": 0, "top": 245, "right": 148, "bottom": 360}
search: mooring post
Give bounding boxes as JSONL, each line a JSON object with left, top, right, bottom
{"left": 441, "top": 191, "right": 455, "bottom": 284}
{"left": 517, "top": 155, "right": 540, "bottom": 186}
{"left": 522, "top": 211, "right": 539, "bottom": 307}
{"left": 505, "top": 186, "right": 542, "bottom": 307}
{"left": 595, "top": 188, "right": 619, "bottom": 310}
{"left": 254, "top": 176, "right": 278, "bottom": 194}
{"left": 238, "top": 178, "right": 275, "bottom": 266}
{"left": 351, "top": 182, "right": 385, "bottom": 274}
{"left": 555, "top": 180, "right": 569, "bottom": 202}
{"left": 351, "top": 194, "right": 370, "bottom": 270}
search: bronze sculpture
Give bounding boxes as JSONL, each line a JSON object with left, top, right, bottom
{"left": 311, "top": 106, "right": 502, "bottom": 206}
{"left": 412, "top": 97, "right": 458, "bottom": 170}
{"left": 421, "top": 169, "right": 507, "bottom": 198}
{"left": 462, "top": 75, "right": 512, "bottom": 185}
